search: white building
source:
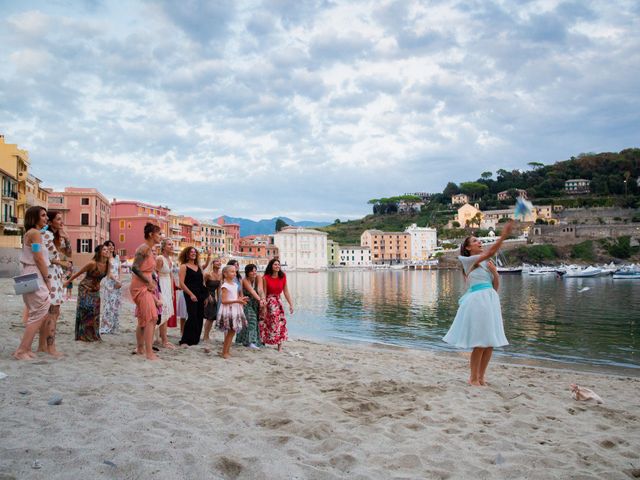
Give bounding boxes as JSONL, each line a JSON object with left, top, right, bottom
{"left": 404, "top": 224, "right": 438, "bottom": 261}
{"left": 339, "top": 246, "right": 372, "bottom": 267}
{"left": 273, "top": 226, "right": 328, "bottom": 270}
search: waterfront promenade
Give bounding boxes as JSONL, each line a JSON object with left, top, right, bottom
{"left": 1, "top": 278, "right": 639, "bottom": 479}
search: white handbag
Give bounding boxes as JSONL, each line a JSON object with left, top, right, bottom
{"left": 13, "top": 273, "right": 41, "bottom": 295}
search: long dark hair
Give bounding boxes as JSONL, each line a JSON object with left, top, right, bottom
{"left": 103, "top": 239, "right": 117, "bottom": 257}
{"left": 144, "top": 222, "right": 161, "bottom": 239}
{"left": 24, "top": 206, "right": 46, "bottom": 231}
{"left": 264, "top": 258, "right": 284, "bottom": 278}
{"left": 460, "top": 237, "right": 473, "bottom": 257}
{"left": 92, "top": 244, "right": 111, "bottom": 272}
{"left": 46, "top": 210, "right": 62, "bottom": 247}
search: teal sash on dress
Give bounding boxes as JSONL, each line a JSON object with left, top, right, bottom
{"left": 458, "top": 282, "right": 493, "bottom": 306}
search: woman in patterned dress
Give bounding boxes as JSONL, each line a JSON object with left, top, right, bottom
{"left": 202, "top": 257, "right": 222, "bottom": 344}
{"left": 100, "top": 240, "right": 122, "bottom": 335}
{"left": 64, "top": 244, "right": 111, "bottom": 342}
{"left": 260, "top": 258, "right": 294, "bottom": 352}
{"left": 39, "top": 210, "right": 72, "bottom": 357}
{"left": 235, "top": 263, "right": 265, "bottom": 348}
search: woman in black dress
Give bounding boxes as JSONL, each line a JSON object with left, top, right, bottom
{"left": 178, "top": 247, "right": 206, "bottom": 346}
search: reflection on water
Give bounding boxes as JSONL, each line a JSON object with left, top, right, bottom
{"left": 286, "top": 270, "right": 640, "bottom": 370}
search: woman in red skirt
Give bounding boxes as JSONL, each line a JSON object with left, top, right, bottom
{"left": 260, "top": 258, "right": 294, "bottom": 352}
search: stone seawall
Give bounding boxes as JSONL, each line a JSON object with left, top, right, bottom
{"left": 530, "top": 223, "right": 640, "bottom": 245}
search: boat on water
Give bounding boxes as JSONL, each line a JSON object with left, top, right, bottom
{"left": 390, "top": 264, "right": 405, "bottom": 270}
{"left": 613, "top": 265, "right": 640, "bottom": 280}
{"left": 497, "top": 266, "right": 523, "bottom": 274}
{"left": 562, "top": 266, "right": 602, "bottom": 278}
{"left": 527, "top": 267, "right": 558, "bottom": 276}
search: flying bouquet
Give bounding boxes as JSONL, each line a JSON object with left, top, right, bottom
{"left": 514, "top": 196, "right": 533, "bottom": 220}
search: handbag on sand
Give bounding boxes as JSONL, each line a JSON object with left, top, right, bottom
{"left": 12, "top": 272, "right": 40, "bottom": 295}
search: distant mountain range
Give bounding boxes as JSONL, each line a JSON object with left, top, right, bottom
{"left": 217, "top": 216, "right": 330, "bottom": 236}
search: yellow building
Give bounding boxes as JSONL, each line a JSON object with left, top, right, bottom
{"left": 0, "top": 134, "right": 30, "bottom": 228}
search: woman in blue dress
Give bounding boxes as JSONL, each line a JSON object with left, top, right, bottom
{"left": 443, "top": 220, "right": 514, "bottom": 386}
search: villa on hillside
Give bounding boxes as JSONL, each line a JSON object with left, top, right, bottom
{"left": 565, "top": 179, "right": 590, "bottom": 194}
{"left": 497, "top": 189, "right": 528, "bottom": 201}
{"left": 451, "top": 193, "right": 469, "bottom": 205}
{"left": 449, "top": 202, "right": 551, "bottom": 230}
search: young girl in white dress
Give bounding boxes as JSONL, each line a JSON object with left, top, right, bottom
{"left": 443, "top": 220, "right": 514, "bottom": 386}
{"left": 217, "top": 265, "right": 248, "bottom": 359}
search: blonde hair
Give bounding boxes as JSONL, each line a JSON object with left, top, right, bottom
{"left": 221, "top": 264, "right": 236, "bottom": 280}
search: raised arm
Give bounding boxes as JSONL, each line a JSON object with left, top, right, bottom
{"left": 476, "top": 220, "right": 514, "bottom": 264}
{"left": 65, "top": 261, "right": 93, "bottom": 284}
{"left": 131, "top": 245, "right": 150, "bottom": 282}
{"left": 57, "top": 227, "right": 73, "bottom": 258}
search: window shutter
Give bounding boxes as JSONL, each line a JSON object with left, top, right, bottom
{"left": 77, "top": 239, "right": 81, "bottom": 253}
{"left": 88, "top": 239, "right": 93, "bottom": 252}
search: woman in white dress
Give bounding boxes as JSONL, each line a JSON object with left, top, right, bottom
{"left": 155, "top": 239, "right": 176, "bottom": 348}
{"left": 443, "top": 221, "right": 514, "bottom": 387}
{"left": 100, "top": 240, "right": 122, "bottom": 334}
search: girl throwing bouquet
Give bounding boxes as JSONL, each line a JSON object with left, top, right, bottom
{"left": 443, "top": 220, "right": 514, "bottom": 386}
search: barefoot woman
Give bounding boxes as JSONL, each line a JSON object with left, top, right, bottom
{"left": 443, "top": 221, "right": 514, "bottom": 386}
{"left": 130, "top": 222, "right": 162, "bottom": 360}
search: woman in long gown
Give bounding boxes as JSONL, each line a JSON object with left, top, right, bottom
{"left": 39, "top": 210, "right": 72, "bottom": 356}
{"left": 202, "top": 257, "right": 222, "bottom": 344}
{"left": 178, "top": 246, "right": 207, "bottom": 346}
{"left": 155, "top": 239, "right": 176, "bottom": 349}
{"left": 100, "top": 240, "right": 122, "bottom": 335}
{"left": 65, "top": 244, "right": 111, "bottom": 342}
{"left": 259, "top": 258, "right": 294, "bottom": 352}
{"left": 129, "top": 222, "right": 162, "bottom": 360}
{"left": 236, "top": 263, "right": 265, "bottom": 348}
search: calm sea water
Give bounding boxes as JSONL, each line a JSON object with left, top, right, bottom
{"left": 284, "top": 270, "right": 640, "bottom": 371}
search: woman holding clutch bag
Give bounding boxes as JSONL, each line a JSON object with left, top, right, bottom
{"left": 14, "top": 206, "right": 51, "bottom": 360}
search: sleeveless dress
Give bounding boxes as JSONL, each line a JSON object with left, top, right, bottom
{"left": 100, "top": 256, "right": 122, "bottom": 334}
{"left": 157, "top": 256, "right": 174, "bottom": 324}
{"left": 259, "top": 274, "right": 288, "bottom": 345}
{"left": 20, "top": 234, "right": 51, "bottom": 325}
{"left": 236, "top": 279, "right": 263, "bottom": 346}
{"left": 443, "top": 255, "right": 508, "bottom": 349}
{"left": 129, "top": 248, "right": 157, "bottom": 328}
{"left": 217, "top": 281, "right": 247, "bottom": 332}
{"left": 75, "top": 263, "right": 107, "bottom": 341}
{"left": 179, "top": 265, "right": 206, "bottom": 345}
{"left": 43, "top": 230, "right": 64, "bottom": 306}
{"left": 203, "top": 278, "right": 220, "bottom": 321}
{"left": 174, "top": 264, "right": 188, "bottom": 320}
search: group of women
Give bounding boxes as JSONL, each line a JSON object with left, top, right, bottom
{"left": 14, "top": 210, "right": 294, "bottom": 362}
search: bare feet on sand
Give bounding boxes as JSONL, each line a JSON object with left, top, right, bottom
{"left": 146, "top": 353, "right": 160, "bottom": 361}
{"left": 162, "top": 342, "right": 176, "bottom": 350}
{"left": 468, "top": 378, "right": 482, "bottom": 387}
{"left": 221, "top": 352, "right": 231, "bottom": 359}
{"left": 13, "top": 350, "right": 34, "bottom": 360}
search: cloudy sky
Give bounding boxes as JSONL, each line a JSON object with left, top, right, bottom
{"left": 1, "top": 0, "right": 638, "bottom": 221}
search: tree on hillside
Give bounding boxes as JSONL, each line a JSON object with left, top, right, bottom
{"left": 460, "top": 181, "right": 489, "bottom": 201}
{"left": 481, "top": 171, "right": 492, "bottom": 180}
{"left": 442, "top": 182, "right": 460, "bottom": 198}
{"left": 275, "top": 218, "right": 289, "bottom": 232}
{"left": 528, "top": 162, "right": 544, "bottom": 170}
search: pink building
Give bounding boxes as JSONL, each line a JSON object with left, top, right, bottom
{"left": 217, "top": 217, "right": 240, "bottom": 253}
{"left": 110, "top": 200, "right": 170, "bottom": 259}
{"left": 47, "top": 187, "right": 111, "bottom": 268}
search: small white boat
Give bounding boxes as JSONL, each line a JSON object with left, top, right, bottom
{"left": 613, "top": 266, "right": 640, "bottom": 279}
{"left": 390, "top": 264, "right": 405, "bottom": 270}
{"left": 497, "top": 266, "right": 523, "bottom": 274}
{"left": 528, "top": 267, "right": 558, "bottom": 276}
{"left": 563, "top": 266, "right": 602, "bottom": 278}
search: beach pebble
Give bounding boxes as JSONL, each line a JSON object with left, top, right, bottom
{"left": 494, "top": 453, "right": 505, "bottom": 465}
{"left": 47, "top": 395, "right": 63, "bottom": 406}
{"left": 32, "top": 460, "right": 42, "bottom": 469}
{"left": 103, "top": 460, "right": 117, "bottom": 468}
{"left": 18, "top": 390, "right": 31, "bottom": 395}
{"left": 0, "top": 372, "right": 7, "bottom": 380}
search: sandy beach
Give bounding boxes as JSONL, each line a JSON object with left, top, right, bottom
{"left": 1, "top": 279, "right": 639, "bottom": 480}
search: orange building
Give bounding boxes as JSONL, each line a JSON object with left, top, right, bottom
{"left": 360, "top": 229, "right": 411, "bottom": 264}
{"left": 239, "top": 235, "right": 279, "bottom": 259}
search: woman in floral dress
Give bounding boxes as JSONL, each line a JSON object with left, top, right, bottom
{"left": 260, "top": 258, "right": 294, "bottom": 352}
{"left": 39, "top": 210, "right": 72, "bottom": 357}
{"left": 100, "top": 240, "right": 122, "bottom": 334}
{"left": 65, "top": 244, "right": 111, "bottom": 342}
{"left": 236, "top": 263, "right": 265, "bottom": 348}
